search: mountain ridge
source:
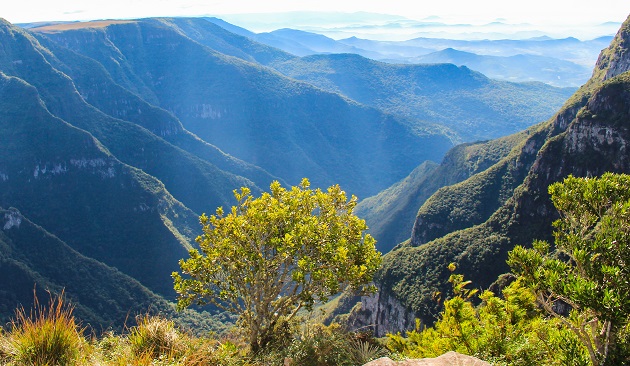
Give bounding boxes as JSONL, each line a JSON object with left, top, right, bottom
{"left": 269, "top": 52, "right": 575, "bottom": 142}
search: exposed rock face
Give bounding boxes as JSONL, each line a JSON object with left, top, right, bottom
{"left": 348, "top": 288, "right": 415, "bottom": 337}
{"left": 363, "top": 352, "right": 491, "bottom": 366}
{"left": 597, "top": 20, "right": 630, "bottom": 82}
{"left": 3, "top": 208, "right": 22, "bottom": 230}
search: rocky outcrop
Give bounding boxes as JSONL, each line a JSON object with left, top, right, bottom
{"left": 2, "top": 207, "right": 22, "bottom": 230}
{"left": 348, "top": 288, "right": 415, "bottom": 337}
{"left": 363, "top": 352, "right": 490, "bottom": 366}
{"left": 597, "top": 19, "right": 630, "bottom": 82}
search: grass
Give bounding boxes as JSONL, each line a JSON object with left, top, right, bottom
{"left": 3, "top": 290, "right": 87, "bottom": 365}
{"left": 128, "top": 314, "right": 187, "bottom": 361}
{"left": 0, "top": 293, "right": 391, "bottom": 366}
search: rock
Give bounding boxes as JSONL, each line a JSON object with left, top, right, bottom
{"left": 348, "top": 287, "right": 416, "bottom": 337}
{"left": 363, "top": 351, "right": 491, "bottom": 366}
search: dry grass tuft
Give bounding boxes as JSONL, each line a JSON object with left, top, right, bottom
{"left": 4, "top": 290, "right": 88, "bottom": 365}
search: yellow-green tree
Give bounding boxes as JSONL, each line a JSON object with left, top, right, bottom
{"left": 173, "top": 179, "right": 381, "bottom": 352}
{"left": 508, "top": 173, "right": 630, "bottom": 365}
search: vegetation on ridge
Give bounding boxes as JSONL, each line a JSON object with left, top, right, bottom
{"left": 388, "top": 174, "right": 630, "bottom": 365}
{"left": 509, "top": 173, "right": 630, "bottom": 365}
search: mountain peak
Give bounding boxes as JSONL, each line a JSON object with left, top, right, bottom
{"left": 592, "top": 13, "right": 630, "bottom": 82}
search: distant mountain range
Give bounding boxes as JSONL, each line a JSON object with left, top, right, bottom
{"left": 205, "top": 15, "right": 614, "bottom": 87}
{"left": 410, "top": 48, "right": 591, "bottom": 87}
{"left": 0, "top": 15, "right": 575, "bottom": 330}
{"left": 214, "top": 11, "right": 622, "bottom": 41}
{"left": 268, "top": 53, "right": 574, "bottom": 141}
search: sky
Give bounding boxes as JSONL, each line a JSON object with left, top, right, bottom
{"left": 2, "top": 0, "right": 629, "bottom": 40}
{"left": 3, "top": 0, "right": 628, "bottom": 24}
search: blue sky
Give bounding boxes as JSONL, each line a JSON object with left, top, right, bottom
{"left": 3, "top": 0, "right": 629, "bottom": 25}
{"left": 2, "top": 0, "right": 629, "bottom": 41}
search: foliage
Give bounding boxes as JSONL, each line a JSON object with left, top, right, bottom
{"left": 508, "top": 173, "right": 630, "bottom": 365}
{"left": 3, "top": 291, "right": 89, "bottom": 365}
{"left": 278, "top": 323, "right": 388, "bottom": 366}
{"left": 173, "top": 179, "right": 381, "bottom": 352}
{"left": 386, "top": 264, "right": 589, "bottom": 365}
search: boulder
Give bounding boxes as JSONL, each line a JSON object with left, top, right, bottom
{"left": 363, "top": 351, "right": 491, "bottom": 366}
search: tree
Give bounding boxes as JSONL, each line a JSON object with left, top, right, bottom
{"left": 172, "top": 179, "right": 381, "bottom": 352}
{"left": 508, "top": 173, "right": 630, "bottom": 365}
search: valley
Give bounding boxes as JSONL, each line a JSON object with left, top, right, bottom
{"left": 1, "top": 7, "right": 629, "bottom": 364}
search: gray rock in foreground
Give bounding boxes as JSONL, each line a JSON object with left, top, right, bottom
{"left": 363, "top": 351, "right": 491, "bottom": 366}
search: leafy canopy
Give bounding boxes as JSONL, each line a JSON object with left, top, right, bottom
{"left": 173, "top": 178, "right": 381, "bottom": 352}
{"left": 508, "top": 173, "right": 630, "bottom": 366}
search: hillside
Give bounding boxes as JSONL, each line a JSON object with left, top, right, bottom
{"left": 412, "top": 48, "right": 591, "bottom": 87}
{"left": 0, "top": 70, "right": 197, "bottom": 297}
{"left": 35, "top": 17, "right": 455, "bottom": 199}
{"left": 356, "top": 132, "right": 526, "bottom": 252}
{"left": 355, "top": 13, "right": 630, "bottom": 336}
{"left": 269, "top": 53, "right": 574, "bottom": 141}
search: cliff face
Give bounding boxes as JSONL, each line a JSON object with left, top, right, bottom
{"left": 356, "top": 13, "right": 630, "bottom": 335}
{"left": 348, "top": 287, "right": 416, "bottom": 337}
{"left": 595, "top": 19, "right": 630, "bottom": 83}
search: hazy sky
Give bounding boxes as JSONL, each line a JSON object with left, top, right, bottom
{"left": 3, "top": 0, "right": 629, "bottom": 26}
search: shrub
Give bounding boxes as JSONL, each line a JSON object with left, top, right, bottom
{"left": 386, "top": 265, "right": 589, "bottom": 365}
{"left": 174, "top": 179, "right": 381, "bottom": 353}
{"left": 277, "top": 322, "right": 388, "bottom": 366}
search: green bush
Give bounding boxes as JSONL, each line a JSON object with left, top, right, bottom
{"left": 386, "top": 265, "right": 589, "bottom": 365}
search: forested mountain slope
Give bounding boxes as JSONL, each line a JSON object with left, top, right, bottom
{"left": 36, "top": 18, "right": 454, "bottom": 199}
{"left": 355, "top": 14, "right": 630, "bottom": 336}
{"left": 270, "top": 53, "right": 575, "bottom": 141}
{"left": 0, "top": 70, "right": 196, "bottom": 296}
{"left": 356, "top": 132, "right": 526, "bottom": 252}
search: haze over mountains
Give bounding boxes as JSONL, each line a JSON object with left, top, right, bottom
{"left": 205, "top": 15, "right": 613, "bottom": 88}
{"left": 0, "top": 10, "right": 617, "bottom": 332}
{"left": 214, "top": 11, "right": 622, "bottom": 41}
